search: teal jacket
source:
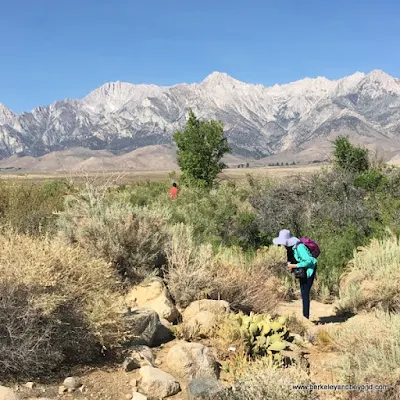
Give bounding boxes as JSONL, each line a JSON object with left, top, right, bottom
{"left": 292, "top": 242, "right": 317, "bottom": 278}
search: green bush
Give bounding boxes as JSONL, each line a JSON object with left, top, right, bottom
{"left": 174, "top": 109, "right": 231, "bottom": 187}
{"left": 121, "top": 181, "right": 261, "bottom": 250}
{"left": 332, "top": 136, "right": 369, "bottom": 173}
{"left": 354, "top": 169, "right": 389, "bottom": 191}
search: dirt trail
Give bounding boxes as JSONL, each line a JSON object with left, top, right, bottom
{"left": 277, "top": 299, "right": 349, "bottom": 399}
{"left": 276, "top": 299, "right": 344, "bottom": 325}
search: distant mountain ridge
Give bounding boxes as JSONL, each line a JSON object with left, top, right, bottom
{"left": 1, "top": 69, "right": 400, "bottom": 165}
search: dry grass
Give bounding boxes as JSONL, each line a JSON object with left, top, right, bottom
{"left": 0, "top": 231, "right": 125, "bottom": 378}
{"left": 164, "top": 223, "right": 215, "bottom": 307}
{"left": 217, "top": 363, "right": 318, "bottom": 400}
{"left": 315, "top": 328, "right": 335, "bottom": 351}
{"left": 211, "top": 245, "right": 287, "bottom": 313}
{"left": 57, "top": 182, "right": 169, "bottom": 283}
{"left": 210, "top": 313, "right": 252, "bottom": 370}
{"left": 165, "top": 229, "right": 287, "bottom": 313}
{"left": 0, "top": 180, "right": 67, "bottom": 235}
{"left": 325, "top": 312, "right": 400, "bottom": 386}
{"left": 337, "top": 233, "right": 400, "bottom": 314}
{"left": 0, "top": 164, "right": 323, "bottom": 184}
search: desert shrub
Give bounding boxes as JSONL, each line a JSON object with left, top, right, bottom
{"left": 164, "top": 223, "right": 215, "bottom": 307}
{"left": 0, "top": 231, "right": 125, "bottom": 379}
{"left": 217, "top": 363, "right": 318, "bottom": 400}
{"left": 250, "top": 170, "right": 381, "bottom": 294}
{"left": 337, "top": 233, "right": 400, "bottom": 313}
{"left": 57, "top": 183, "right": 169, "bottom": 283}
{"left": 0, "top": 281, "right": 64, "bottom": 377}
{"left": 121, "top": 180, "right": 262, "bottom": 250}
{"left": 168, "top": 183, "right": 259, "bottom": 249}
{"left": 165, "top": 226, "right": 286, "bottom": 312}
{"left": 117, "top": 181, "right": 171, "bottom": 207}
{"left": 0, "top": 180, "right": 68, "bottom": 235}
{"left": 327, "top": 312, "right": 400, "bottom": 387}
{"left": 211, "top": 246, "right": 287, "bottom": 313}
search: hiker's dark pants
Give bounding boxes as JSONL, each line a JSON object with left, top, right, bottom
{"left": 299, "top": 269, "right": 316, "bottom": 319}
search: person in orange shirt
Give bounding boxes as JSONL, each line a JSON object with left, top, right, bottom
{"left": 170, "top": 182, "right": 179, "bottom": 200}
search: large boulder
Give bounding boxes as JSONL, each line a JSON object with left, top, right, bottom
{"left": 183, "top": 311, "right": 218, "bottom": 338}
{"left": 183, "top": 300, "right": 230, "bottom": 321}
{"left": 126, "top": 278, "right": 180, "bottom": 323}
{"left": 153, "top": 318, "right": 174, "bottom": 346}
{"left": 123, "top": 346, "right": 155, "bottom": 371}
{"left": 0, "top": 386, "right": 19, "bottom": 400}
{"left": 63, "top": 377, "right": 82, "bottom": 390}
{"left": 167, "top": 341, "right": 219, "bottom": 381}
{"left": 138, "top": 366, "right": 180, "bottom": 398}
{"left": 123, "top": 308, "right": 161, "bottom": 347}
{"left": 188, "top": 377, "right": 225, "bottom": 399}
{"left": 132, "top": 393, "right": 148, "bottom": 400}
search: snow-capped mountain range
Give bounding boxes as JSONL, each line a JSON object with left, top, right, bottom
{"left": 1, "top": 69, "right": 400, "bottom": 161}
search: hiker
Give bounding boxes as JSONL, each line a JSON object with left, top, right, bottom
{"left": 273, "top": 229, "right": 318, "bottom": 319}
{"left": 169, "top": 182, "right": 179, "bottom": 200}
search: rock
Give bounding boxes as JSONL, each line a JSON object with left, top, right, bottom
{"left": 63, "top": 377, "right": 82, "bottom": 390}
{"left": 167, "top": 341, "right": 219, "bottom": 381}
{"left": 78, "top": 385, "right": 86, "bottom": 393}
{"left": 131, "top": 393, "right": 148, "bottom": 400}
{"left": 139, "top": 366, "right": 180, "bottom": 398}
{"left": 24, "top": 383, "right": 35, "bottom": 390}
{"left": 188, "top": 377, "right": 225, "bottom": 399}
{"left": 58, "top": 386, "right": 67, "bottom": 395}
{"left": 123, "top": 346, "right": 155, "bottom": 371}
{"left": 125, "top": 394, "right": 132, "bottom": 400}
{"left": 126, "top": 278, "right": 180, "bottom": 323}
{"left": 132, "top": 393, "right": 148, "bottom": 400}
{"left": 153, "top": 318, "right": 174, "bottom": 346}
{"left": 183, "top": 300, "right": 230, "bottom": 321}
{"left": 0, "top": 386, "right": 19, "bottom": 400}
{"left": 124, "top": 308, "right": 161, "bottom": 347}
{"left": 184, "top": 311, "right": 218, "bottom": 338}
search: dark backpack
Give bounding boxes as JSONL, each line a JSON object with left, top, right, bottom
{"left": 297, "top": 237, "right": 320, "bottom": 258}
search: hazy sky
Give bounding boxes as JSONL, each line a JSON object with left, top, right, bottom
{"left": 1, "top": 0, "right": 399, "bottom": 112}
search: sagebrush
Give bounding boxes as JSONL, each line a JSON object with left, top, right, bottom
{"left": 0, "top": 231, "right": 125, "bottom": 378}
{"left": 337, "top": 233, "right": 400, "bottom": 313}
{"left": 57, "top": 183, "right": 169, "bottom": 283}
{"left": 327, "top": 312, "right": 400, "bottom": 387}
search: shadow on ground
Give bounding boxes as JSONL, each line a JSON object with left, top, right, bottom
{"left": 312, "top": 312, "right": 355, "bottom": 325}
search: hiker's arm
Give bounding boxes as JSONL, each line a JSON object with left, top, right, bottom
{"left": 296, "top": 244, "right": 317, "bottom": 269}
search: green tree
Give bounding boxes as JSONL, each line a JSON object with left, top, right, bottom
{"left": 333, "top": 136, "right": 369, "bottom": 173}
{"left": 173, "top": 110, "right": 231, "bottom": 187}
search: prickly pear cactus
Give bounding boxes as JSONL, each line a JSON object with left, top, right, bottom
{"left": 230, "top": 311, "right": 291, "bottom": 364}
